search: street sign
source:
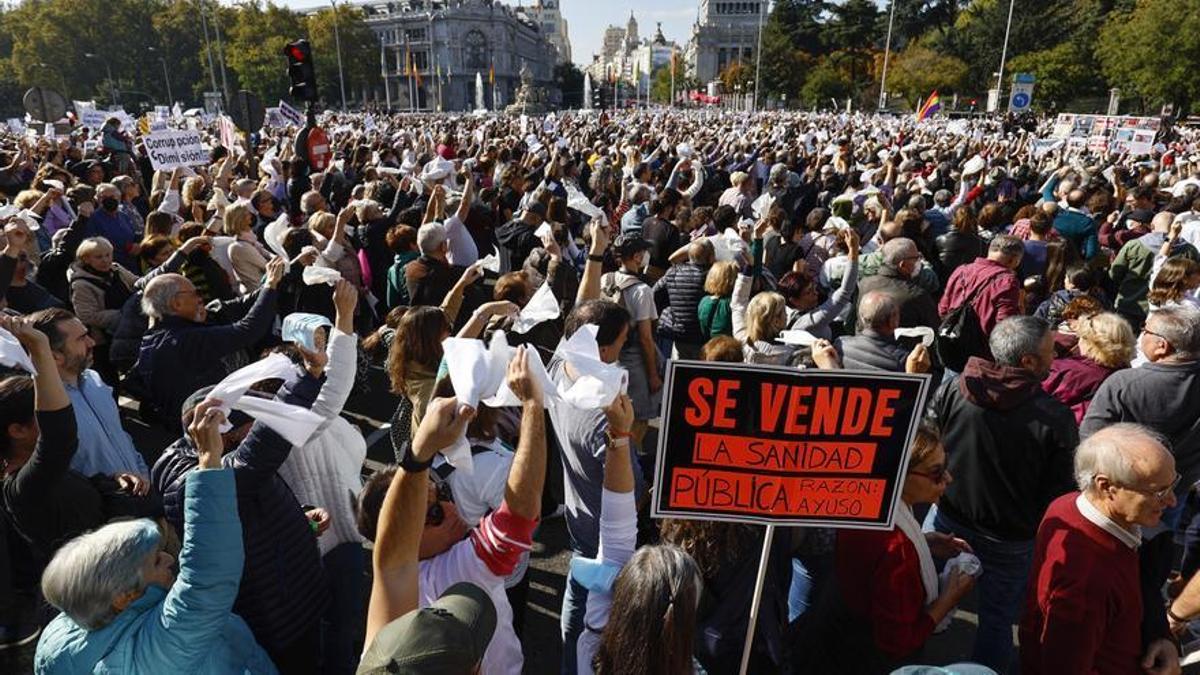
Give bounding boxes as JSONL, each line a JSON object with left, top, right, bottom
{"left": 229, "top": 90, "right": 265, "bottom": 133}
{"left": 306, "top": 126, "right": 332, "bottom": 170}
{"left": 1008, "top": 73, "right": 1035, "bottom": 113}
{"left": 23, "top": 87, "right": 68, "bottom": 123}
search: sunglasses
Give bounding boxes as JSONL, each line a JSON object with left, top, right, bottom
{"left": 425, "top": 480, "right": 455, "bottom": 527}
{"left": 909, "top": 464, "right": 950, "bottom": 484}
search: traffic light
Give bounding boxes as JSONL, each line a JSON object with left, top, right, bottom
{"left": 284, "top": 39, "right": 317, "bottom": 102}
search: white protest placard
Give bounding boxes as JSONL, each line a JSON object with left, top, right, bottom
{"left": 143, "top": 130, "right": 208, "bottom": 170}
{"left": 264, "top": 107, "right": 284, "bottom": 128}
{"left": 80, "top": 108, "right": 108, "bottom": 129}
{"left": 278, "top": 100, "right": 304, "bottom": 126}
{"left": 154, "top": 105, "right": 169, "bottom": 120}
{"left": 7, "top": 119, "right": 23, "bottom": 135}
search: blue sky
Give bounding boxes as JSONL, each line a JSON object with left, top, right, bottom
{"left": 269, "top": 1, "right": 699, "bottom": 68}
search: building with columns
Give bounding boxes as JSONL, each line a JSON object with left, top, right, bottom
{"left": 519, "top": 0, "right": 571, "bottom": 65}
{"left": 359, "top": 0, "right": 559, "bottom": 112}
{"left": 685, "top": 0, "right": 768, "bottom": 85}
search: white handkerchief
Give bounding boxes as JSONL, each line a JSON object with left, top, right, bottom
{"left": 302, "top": 265, "right": 342, "bottom": 286}
{"left": 204, "top": 353, "right": 324, "bottom": 447}
{"left": 263, "top": 213, "right": 291, "bottom": 260}
{"left": 534, "top": 222, "right": 553, "bottom": 240}
{"left": 778, "top": 330, "right": 818, "bottom": 347}
{"left": 894, "top": 326, "right": 936, "bottom": 348}
{"left": 0, "top": 328, "right": 36, "bottom": 375}
{"left": 554, "top": 325, "right": 627, "bottom": 409}
{"left": 479, "top": 252, "right": 500, "bottom": 274}
{"left": 511, "top": 282, "right": 559, "bottom": 334}
{"left": 441, "top": 332, "right": 518, "bottom": 474}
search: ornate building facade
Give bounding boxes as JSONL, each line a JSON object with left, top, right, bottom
{"left": 586, "top": 13, "right": 679, "bottom": 89}
{"left": 360, "top": 0, "right": 560, "bottom": 112}
{"left": 685, "top": 0, "right": 767, "bottom": 85}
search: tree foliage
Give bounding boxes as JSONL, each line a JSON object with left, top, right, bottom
{"left": 1096, "top": 0, "right": 1200, "bottom": 110}
{"left": 883, "top": 45, "right": 969, "bottom": 107}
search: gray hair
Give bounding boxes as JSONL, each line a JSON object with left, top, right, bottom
{"left": 1075, "top": 423, "right": 1169, "bottom": 493}
{"left": 41, "top": 519, "right": 162, "bottom": 630}
{"left": 141, "top": 273, "right": 189, "bottom": 321}
{"left": 858, "top": 290, "right": 899, "bottom": 332}
{"left": 688, "top": 238, "right": 714, "bottom": 265}
{"left": 988, "top": 234, "right": 1024, "bottom": 260}
{"left": 95, "top": 182, "right": 120, "bottom": 199}
{"left": 1148, "top": 306, "right": 1200, "bottom": 358}
{"left": 907, "top": 194, "right": 927, "bottom": 212}
{"left": 299, "top": 190, "right": 323, "bottom": 215}
{"left": 882, "top": 237, "right": 917, "bottom": 266}
{"left": 417, "top": 222, "right": 448, "bottom": 256}
{"left": 989, "top": 316, "right": 1050, "bottom": 367}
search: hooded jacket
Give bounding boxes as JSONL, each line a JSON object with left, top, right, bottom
{"left": 929, "top": 357, "right": 1079, "bottom": 541}
{"left": 1110, "top": 233, "right": 1200, "bottom": 326}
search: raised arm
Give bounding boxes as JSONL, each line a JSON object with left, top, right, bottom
{"left": 576, "top": 219, "right": 610, "bottom": 305}
{"left": 364, "top": 396, "right": 474, "bottom": 649}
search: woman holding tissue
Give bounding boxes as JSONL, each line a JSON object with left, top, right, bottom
{"left": 802, "top": 423, "right": 977, "bottom": 672}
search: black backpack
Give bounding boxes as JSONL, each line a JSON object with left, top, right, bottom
{"left": 936, "top": 275, "right": 1000, "bottom": 372}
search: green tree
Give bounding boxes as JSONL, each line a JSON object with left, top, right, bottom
{"left": 556, "top": 61, "right": 585, "bottom": 108}
{"left": 1006, "top": 41, "right": 1099, "bottom": 109}
{"left": 883, "top": 44, "right": 969, "bottom": 107}
{"left": 1097, "top": 0, "right": 1200, "bottom": 111}
{"left": 222, "top": 1, "right": 305, "bottom": 104}
{"left": 150, "top": 0, "right": 209, "bottom": 105}
{"left": 649, "top": 58, "right": 691, "bottom": 104}
{"left": 759, "top": 0, "right": 822, "bottom": 98}
{"left": 306, "top": 4, "right": 379, "bottom": 108}
{"left": 825, "top": 0, "right": 881, "bottom": 95}
{"left": 800, "top": 58, "right": 852, "bottom": 109}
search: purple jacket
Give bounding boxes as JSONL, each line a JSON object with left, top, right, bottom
{"left": 1041, "top": 354, "right": 1119, "bottom": 424}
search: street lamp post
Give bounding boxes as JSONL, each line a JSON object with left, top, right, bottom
{"left": 753, "top": 0, "right": 767, "bottom": 113}
{"left": 330, "top": 0, "right": 348, "bottom": 110}
{"left": 994, "top": 0, "right": 1016, "bottom": 111}
{"left": 878, "top": 0, "right": 897, "bottom": 111}
{"left": 84, "top": 53, "right": 117, "bottom": 107}
{"left": 147, "top": 47, "right": 173, "bottom": 106}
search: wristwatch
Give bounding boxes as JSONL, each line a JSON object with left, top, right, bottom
{"left": 396, "top": 440, "right": 434, "bottom": 473}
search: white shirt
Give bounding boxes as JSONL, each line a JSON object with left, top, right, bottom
{"left": 1076, "top": 493, "right": 1141, "bottom": 549}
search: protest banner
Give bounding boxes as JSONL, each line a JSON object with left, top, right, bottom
{"left": 650, "top": 361, "right": 931, "bottom": 675}
{"left": 651, "top": 361, "right": 931, "bottom": 529}
{"left": 143, "top": 130, "right": 207, "bottom": 170}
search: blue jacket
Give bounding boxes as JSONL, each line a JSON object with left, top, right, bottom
{"left": 84, "top": 210, "right": 138, "bottom": 269}
{"left": 151, "top": 372, "right": 329, "bottom": 658}
{"left": 136, "top": 288, "right": 278, "bottom": 428}
{"left": 1042, "top": 177, "right": 1099, "bottom": 259}
{"left": 34, "top": 469, "right": 278, "bottom": 674}
{"left": 65, "top": 369, "right": 148, "bottom": 477}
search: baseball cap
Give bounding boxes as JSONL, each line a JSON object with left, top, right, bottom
{"left": 1127, "top": 208, "right": 1155, "bottom": 225}
{"left": 612, "top": 233, "right": 652, "bottom": 257}
{"left": 357, "top": 582, "right": 497, "bottom": 675}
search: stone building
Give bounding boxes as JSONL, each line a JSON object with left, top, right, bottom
{"left": 685, "top": 0, "right": 768, "bottom": 85}
{"left": 587, "top": 13, "right": 679, "bottom": 90}
{"left": 518, "top": 0, "right": 571, "bottom": 65}
{"left": 360, "top": 0, "right": 560, "bottom": 112}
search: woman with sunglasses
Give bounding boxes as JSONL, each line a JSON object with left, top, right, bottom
{"left": 802, "top": 423, "right": 976, "bottom": 673}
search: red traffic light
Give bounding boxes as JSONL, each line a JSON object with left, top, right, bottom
{"left": 287, "top": 45, "right": 306, "bottom": 62}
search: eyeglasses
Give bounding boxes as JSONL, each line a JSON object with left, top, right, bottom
{"left": 1116, "top": 473, "right": 1181, "bottom": 501}
{"left": 425, "top": 480, "right": 454, "bottom": 526}
{"left": 909, "top": 464, "right": 950, "bottom": 484}
{"left": 1141, "top": 328, "right": 1173, "bottom": 347}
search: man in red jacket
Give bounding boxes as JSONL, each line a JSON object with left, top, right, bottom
{"left": 1020, "top": 423, "right": 1181, "bottom": 675}
{"left": 938, "top": 234, "right": 1023, "bottom": 357}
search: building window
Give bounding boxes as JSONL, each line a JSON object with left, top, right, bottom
{"left": 413, "top": 51, "right": 429, "bottom": 71}
{"left": 405, "top": 28, "right": 426, "bottom": 42}
{"left": 464, "top": 29, "right": 488, "bottom": 69}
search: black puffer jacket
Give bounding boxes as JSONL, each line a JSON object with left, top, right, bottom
{"left": 654, "top": 261, "right": 709, "bottom": 345}
{"left": 929, "top": 357, "right": 1079, "bottom": 541}
{"left": 934, "top": 231, "right": 986, "bottom": 282}
{"left": 150, "top": 371, "right": 329, "bottom": 658}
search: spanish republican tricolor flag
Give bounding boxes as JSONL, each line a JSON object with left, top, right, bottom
{"left": 916, "top": 91, "right": 941, "bottom": 121}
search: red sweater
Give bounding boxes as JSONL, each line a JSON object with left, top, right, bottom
{"left": 1019, "top": 493, "right": 1143, "bottom": 674}
{"left": 835, "top": 526, "right": 937, "bottom": 659}
{"left": 937, "top": 257, "right": 1021, "bottom": 335}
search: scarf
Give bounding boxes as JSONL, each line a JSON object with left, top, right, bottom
{"left": 895, "top": 502, "right": 938, "bottom": 606}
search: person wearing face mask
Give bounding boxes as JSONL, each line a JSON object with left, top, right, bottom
{"left": 925, "top": 317, "right": 1079, "bottom": 673}
{"left": 83, "top": 184, "right": 139, "bottom": 270}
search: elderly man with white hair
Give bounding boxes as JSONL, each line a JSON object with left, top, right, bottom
{"left": 34, "top": 400, "right": 277, "bottom": 674}
{"left": 135, "top": 258, "right": 284, "bottom": 429}
{"left": 857, "top": 237, "right": 940, "bottom": 330}
{"left": 1020, "top": 423, "right": 1180, "bottom": 675}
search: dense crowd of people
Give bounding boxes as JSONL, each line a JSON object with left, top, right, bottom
{"left": 0, "top": 106, "right": 1198, "bottom": 674}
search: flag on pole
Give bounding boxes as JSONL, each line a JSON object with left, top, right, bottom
{"left": 489, "top": 63, "right": 495, "bottom": 85}
{"left": 380, "top": 41, "right": 387, "bottom": 77}
{"left": 405, "top": 46, "right": 413, "bottom": 77}
{"left": 915, "top": 91, "right": 941, "bottom": 121}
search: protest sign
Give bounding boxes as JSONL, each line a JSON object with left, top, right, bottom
{"left": 651, "top": 361, "right": 931, "bottom": 529}
{"left": 278, "top": 100, "right": 305, "bottom": 126}
{"left": 143, "top": 130, "right": 207, "bottom": 170}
